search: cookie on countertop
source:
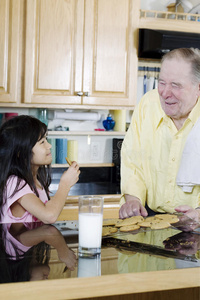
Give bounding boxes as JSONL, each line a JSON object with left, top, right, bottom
{"left": 102, "top": 226, "right": 118, "bottom": 237}
{"left": 150, "top": 221, "right": 171, "bottom": 230}
{"left": 119, "top": 224, "right": 140, "bottom": 232}
{"left": 144, "top": 216, "right": 159, "bottom": 222}
{"left": 155, "top": 214, "right": 179, "bottom": 224}
{"left": 138, "top": 221, "right": 153, "bottom": 228}
{"left": 116, "top": 216, "right": 144, "bottom": 227}
{"left": 115, "top": 219, "right": 125, "bottom": 227}
{"left": 103, "top": 218, "right": 121, "bottom": 226}
{"left": 138, "top": 216, "right": 160, "bottom": 228}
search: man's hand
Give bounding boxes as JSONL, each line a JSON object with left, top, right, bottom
{"left": 174, "top": 205, "right": 200, "bottom": 232}
{"left": 163, "top": 231, "right": 200, "bottom": 256}
{"left": 119, "top": 195, "right": 148, "bottom": 219}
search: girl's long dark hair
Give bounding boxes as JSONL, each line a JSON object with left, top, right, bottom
{"left": 0, "top": 115, "right": 51, "bottom": 220}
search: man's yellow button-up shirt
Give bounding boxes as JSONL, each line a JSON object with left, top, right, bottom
{"left": 121, "top": 89, "right": 200, "bottom": 213}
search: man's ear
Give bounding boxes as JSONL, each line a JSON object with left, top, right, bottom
{"left": 197, "top": 83, "right": 200, "bottom": 98}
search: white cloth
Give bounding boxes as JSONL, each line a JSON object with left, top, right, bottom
{"left": 176, "top": 117, "right": 200, "bottom": 192}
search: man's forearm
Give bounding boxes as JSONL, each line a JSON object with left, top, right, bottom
{"left": 124, "top": 194, "right": 141, "bottom": 203}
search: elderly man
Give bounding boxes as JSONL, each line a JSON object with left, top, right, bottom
{"left": 119, "top": 48, "right": 200, "bottom": 231}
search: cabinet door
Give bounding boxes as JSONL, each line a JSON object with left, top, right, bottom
{"left": 82, "top": 0, "right": 137, "bottom": 107}
{"left": 0, "top": 0, "right": 21, "bottom": 103}
{"left": 24, "top": 0, "right": 83, "bottom": 105}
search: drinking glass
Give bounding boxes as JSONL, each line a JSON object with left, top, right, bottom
{"left": 78, "top": 196, "right": 104, "bottom": 257}
{"left": 78, "top": 254, "right": 101, "bottom": 277}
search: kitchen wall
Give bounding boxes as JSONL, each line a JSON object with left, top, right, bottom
{"left": 0, "top": 106, "right": 125, "bottom": 194}
{"left": 0, "top": 107, "right": 127, "bottom": 164}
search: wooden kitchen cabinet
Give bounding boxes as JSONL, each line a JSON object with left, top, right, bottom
{"left": 0, "top": 0, "right": 21, "bottom": 104}
{"left": 24, "top": 0, "right": 138, "bottom": 107}
{"left": 24, "top": 0, "right": 82, "bottom": 105}
{"left": 2, "top": 0, "right": 200, "bottom": 108}
{"left": 81, "top": 0, "right": 137, "bottom": 107}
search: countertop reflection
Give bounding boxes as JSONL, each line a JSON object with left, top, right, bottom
{"left": 0, "top": 221, "right": 199, "bottom": 284}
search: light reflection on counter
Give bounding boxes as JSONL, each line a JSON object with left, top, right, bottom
{"left": 0, "top": 222, "right": 199, "bottom": 283}
{"left": 78, "top": 255, "right": 101, "bottom": 277}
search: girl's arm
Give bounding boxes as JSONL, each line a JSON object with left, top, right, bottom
{"left": 18, "top": 161, "right": 80, "bottom": 223}
{"left": 13, "top": 224, "right": 77, "bottom": 271}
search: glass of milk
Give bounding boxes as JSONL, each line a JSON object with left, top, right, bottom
{"left": 78, "top": 196, "right": 104, "bottom": 257}
{"left": 78, "top": 254, "right": 101, "bottom": 277}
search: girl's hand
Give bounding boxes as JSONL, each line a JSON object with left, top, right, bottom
{"left": 60, "top": 161, "right": 80, "bottom": 188}
{"left": 58, "top": 246, "right": 77, "bottom": 271}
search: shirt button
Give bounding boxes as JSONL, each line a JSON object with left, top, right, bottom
{"left": 172, "top": 157, "right": 175, "bottom": 161}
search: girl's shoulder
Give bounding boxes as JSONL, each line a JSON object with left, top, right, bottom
{"left": 6, "top": 176, "right": 28, "bottom": 196}
{"left": 7, "top": 175, "right": 26, "bottom": 187}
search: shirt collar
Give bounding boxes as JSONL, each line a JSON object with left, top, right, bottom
{"left": 155, "top": 100, "right": 168, "bottom": 129}
{"left": 188, "top": 97, "right": 200, "bottom": 125}
{"left": 156, "top": 97, "right": 200, "bottom": 129}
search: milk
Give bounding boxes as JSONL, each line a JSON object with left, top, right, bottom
{"left": 78, "top": 255, "right": 101, "bottom": 277}
{"left": 79, "top": 213, "right": 103, "bottom": 248}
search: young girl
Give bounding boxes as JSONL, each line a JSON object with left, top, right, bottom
{"left": 0, "top": 115, "right": 80, "bottom": 224}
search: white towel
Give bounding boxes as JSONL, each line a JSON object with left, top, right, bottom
{"left": 176, "top": 117, "right": 200, "bottom": 192}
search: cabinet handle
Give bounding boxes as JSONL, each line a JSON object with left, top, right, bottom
{"left": 84, "top": 92, "right": 90, "bottom": 97}
{"left": 77, "top": 91, "right": 83, "bottom": 96}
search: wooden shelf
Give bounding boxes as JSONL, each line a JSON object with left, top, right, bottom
{"left": 0, "top": 102, "right": 135, "bottom": 110}
{"left": 52, "top": 163, "right": 115, "bottom": 168}
{"left": 139, "top": 9, "right": 200, "bottom": 33}
{"left": 140, "top": 9, "right": 200, "bottom": 22}
{"left": 48, "top": 131, "right": 126, "bottom": 136}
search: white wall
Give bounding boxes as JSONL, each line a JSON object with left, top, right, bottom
{"left": 49, "top": 134, "right": 124, "bottom": 164}
{"left": 0, "top": 107, "right": 125, "bottom": 164}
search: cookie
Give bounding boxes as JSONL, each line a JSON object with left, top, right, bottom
{"left": 155, "top": 214, "right": 179, "bottom": 224}
{"left": 102, "top": 226, "right": 118, "bottom": 236}
{"left": 138, "top": 216, "right": 160, "bottom": 227}
{"left": 151, "top": 221, "right": 171, "bottom": 230}
{"left": 116, "top": 216, "right": 144, "bottom": 227}
{"left": 103, "top": 218, "right": 120, "bottom": 226}
{"left": 119, "top": 224, "right": 140, "bottom": 232}
{"left": 65, "top": 157, "right": 72, "bottom": 165}
{"left": 138, "top": 221, "right": 153, "bottom": 228}
{"left": 115, "top": 219, "right": 125, "bottom": 227}
{"left": 144, "top": 216, "right": 159, "bottom": 222}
